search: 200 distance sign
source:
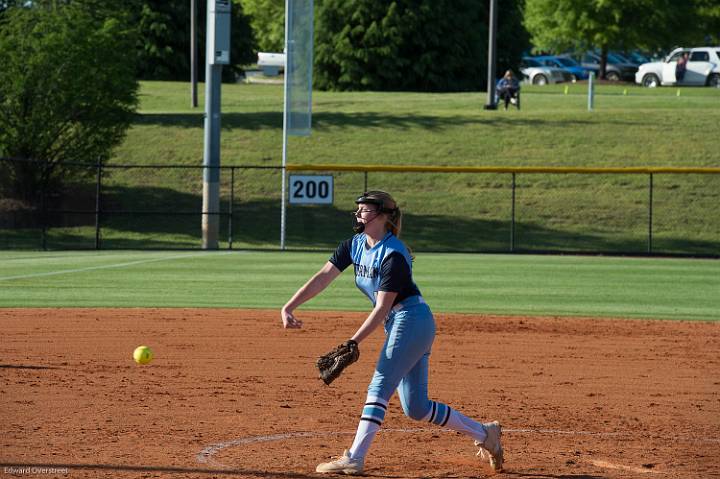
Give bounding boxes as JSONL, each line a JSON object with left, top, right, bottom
{"left": 288, "top": 175, "right": 334, "bottom": 204}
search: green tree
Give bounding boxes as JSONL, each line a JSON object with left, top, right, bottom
{"left": 133, "top": 0, "right": 255, "bottom": 81}
{"left": 688, "top": 0, "right": 720, "bottom": 45}
{"left": 240, "top": 0, "right": 284, "bottom": 52}
{"left": 134, "top": 0, "right": 192, "bottom": 79}
{"left": 0, "top": 1, "right": 20, "bottom": 15}
{"left": 0, "top": 3, "right": 139, "bottom": 201}
{"left": 496, "top": 0, "right": 531, "bottom": 80}
{"left": 315, "top": 0, "right": 528, "bottom": 92}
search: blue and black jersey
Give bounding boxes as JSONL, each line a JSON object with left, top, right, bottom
{"left": 329, "top": 232, "right": 420, "bottom": 307}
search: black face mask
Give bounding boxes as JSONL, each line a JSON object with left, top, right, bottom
{"left": 352, "top": 215, "right": 365, "bottom": 233}
{"left": 352, "top": 208, "right": 379, "bottom": 234}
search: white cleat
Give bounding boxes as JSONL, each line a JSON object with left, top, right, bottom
{"left": 316, "top": 449, "right": 364, "bottom": 475}
{"left": 475, "top": 421, "right": 504, "bottom": 472}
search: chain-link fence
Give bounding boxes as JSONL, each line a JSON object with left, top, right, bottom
{"left": 1, "top": 158, "right": 718, "bottom": 256}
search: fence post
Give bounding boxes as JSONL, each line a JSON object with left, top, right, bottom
{"left": 94, "top": 159, "right": 102, "bottom": 250}
{"left": 228, "top": 166, "right": 234, "bottom": 250}
{"left": 648, "top": 173, "right": 653, "bottom": 254}
{"left": 40, "top": 176, "right": 47, "bottom": 251}
{"left": 510, "top": 172, "right": 516, "bottom": 252}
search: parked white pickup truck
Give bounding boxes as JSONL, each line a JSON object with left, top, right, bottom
{"left": 257, "top": 52, "right": 285, "bottom": 76}
{"left": 635, "top": 47, "right": 720, "bottom": 87}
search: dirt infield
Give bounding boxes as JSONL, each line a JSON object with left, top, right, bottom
{"left": 1, "top": 309, "right": 718, "bottom": 479}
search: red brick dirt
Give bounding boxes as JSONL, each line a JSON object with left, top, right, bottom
{"left": 1, "top": 308, "right": 718, "bottom": 478}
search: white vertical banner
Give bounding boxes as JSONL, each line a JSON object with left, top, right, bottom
{"left": 281, "top": 0, "right": 314, "bottom": 250}
{"left": 286, "top": 0, "right": 314, "bottom": 136}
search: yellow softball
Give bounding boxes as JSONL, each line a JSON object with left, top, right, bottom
{"left": 133, "top": 345, "right": 154, "bottom": 365}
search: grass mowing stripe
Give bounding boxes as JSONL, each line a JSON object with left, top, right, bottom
{"left": 0, "top": 251, "right": 717, "bottom": 321}
{"left": 0, "top": 251, "right": 234, "bottom": 281}
{"left": 414, "top": 254, "right": 720, "bottom": 320}
{"left": 2, "top": 251, "right": 187, "bottom": 264}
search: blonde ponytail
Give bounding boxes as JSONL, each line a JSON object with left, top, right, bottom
{"left": 387, "top": 206, "right": 402, "bottom": 238}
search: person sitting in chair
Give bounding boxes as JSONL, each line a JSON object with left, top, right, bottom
{"left": 496, "top": 70, "right": 520, "bottom": 110}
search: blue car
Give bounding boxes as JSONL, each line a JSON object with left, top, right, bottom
{"left": 580, "top": 51, "right": 638, "bottom": 81}
{"left": 532, "top": 55, "right": 592, "bottom": 81}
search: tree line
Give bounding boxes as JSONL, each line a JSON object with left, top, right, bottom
{"left": 1, "top": 0, "right": 530, "bottom": 91}
{"left": 3, "top": 0, "right": 717, "bottom": 92}
{"left": 1, "top": 0, "right": 718, "bottom": 205}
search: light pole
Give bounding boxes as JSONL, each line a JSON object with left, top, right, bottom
{"left": 483, "top": 0, "right": 498, "bottom": 110}
{"left": 190, "top": 0, "right": 198, "bottom": 108}
{"left": 202, "top": 0, "right": 231, "bottom": 249}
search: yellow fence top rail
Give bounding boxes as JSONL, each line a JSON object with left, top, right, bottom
{"left": 286, "top": 164, "right": 720, "bottom": 174}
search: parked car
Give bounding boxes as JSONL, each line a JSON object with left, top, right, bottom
{"left": 520, "top": 57, "right": 574, "bottom": 85}
{"left": 609, "top": 51, "right": 638, "bottom": 66}
{"left": 533, "top": 55, "right": 592, "bottom": 81}
{"left": 257, "top": 52, "right": 285, "bottom": 76}
{"left": 621, "top": 50, "right": 652, "bottom": 66}
{"left": 580, "top": 51, "right": 638, "bottom": 81}
{"left": 635, "top": 47, "right": 720, "bottom": 87}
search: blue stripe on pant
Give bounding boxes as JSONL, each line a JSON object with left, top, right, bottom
{"left": 427, "top": 401, "right": 452, "bottom": 426}
{"left": 361, "top": 402, "right": 387, "bottom": 426}
{"left": 367, "top": 302, "right": 437, "bottom": 420}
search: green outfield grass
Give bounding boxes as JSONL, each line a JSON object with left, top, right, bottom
{"left": 1, "top": 251, "right": 717, "bottom": 321}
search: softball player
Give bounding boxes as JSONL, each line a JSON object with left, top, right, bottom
{"left": 281, "top": 190, "right": 503, "bottom": 475}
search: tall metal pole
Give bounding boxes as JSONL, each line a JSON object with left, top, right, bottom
{"left": 191, "top": 0, "right": 198, "bottom": 108}
{"left": 280, "top": 0, "right": 291, "bottom": 250}
{"left": 202, "top": 1, "right": 224, "bottom": 250}
{"left": 483, "top": 0, "right": 498, "bottom": 110}
{"left": 202, "top": 62, "right": 222, "bottom": 249}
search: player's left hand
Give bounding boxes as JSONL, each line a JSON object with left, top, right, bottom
{"left": 281, "top": 308, "right": 303, "bottom": 329}
{"left": 317, "top": 340, "right": 359, "bottom": 385}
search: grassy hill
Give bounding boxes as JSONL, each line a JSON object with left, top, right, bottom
{"left": 122, "top": 81, "right": 719, "bottom": 167}
{"left": 9, "top": 81, "right": 720, "bottom": 253}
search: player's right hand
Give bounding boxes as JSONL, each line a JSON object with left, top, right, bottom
{"left": 281, "top": 308, "right": 303, "bottom": 329}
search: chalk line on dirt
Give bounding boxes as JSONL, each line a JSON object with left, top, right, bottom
{"left": 0, "top": 251, "right": 234, "bottom": 281}
{"left": 196, "top": 427, "right": 627, "bottom": 469}
{"left": 588, "top": 459, "right": 662, "bottom": 474}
